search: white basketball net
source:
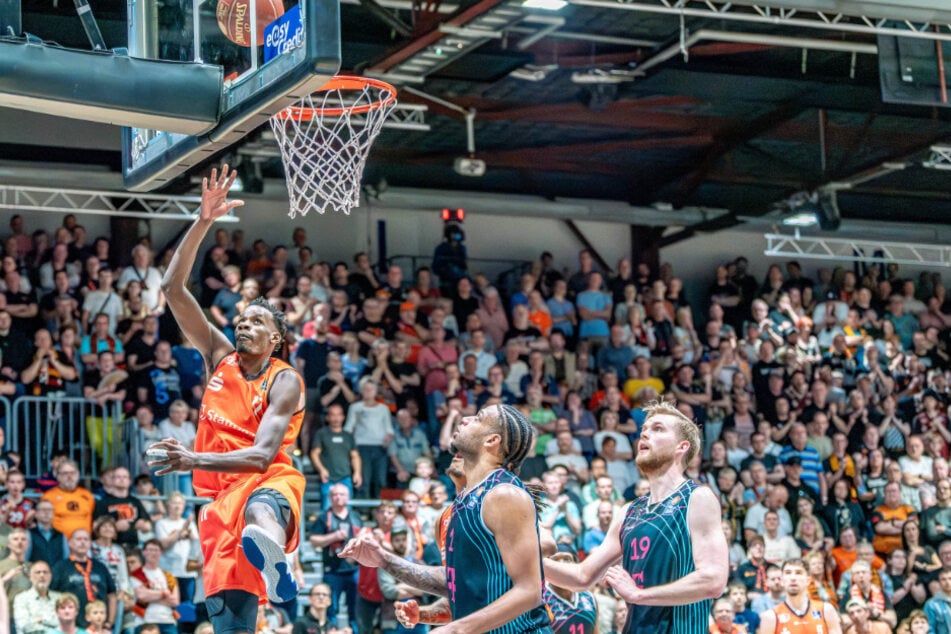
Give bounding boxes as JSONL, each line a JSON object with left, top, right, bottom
{"left": 270, "top": 79, "right": 397, "bottom": 217}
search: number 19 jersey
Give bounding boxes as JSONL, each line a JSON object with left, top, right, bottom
{"left": 619, "top": 479, "right": 709, "bottom": 634}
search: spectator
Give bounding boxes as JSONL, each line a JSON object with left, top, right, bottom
{"left": 843, "top": 595, "right": 893, "bottom": 633}
{"left": 842, "top": 559, "right": 897, "bottom": 628}
{"left": 546, "top": 279, "right": 576, "bottom": 339}
{"left": 733, "top": 536, "right": 767, "bottom": 597}
{"left": 778, "top": 423, "right": 825, "bottom": 498}
{"left": 317, "top": 352, "right": 358, "bottom": 417}
{"left": 41, "top": 460, "right": 94, "bottom": 539}
{"left": 49, "top": 592, "right": 85, "bottom": 634}
{"left": 138, "top": 340, "right": 183, "bottom": 420}
{"left": 583, "top": 500, "right": 614, "bottom": 553}
{"left": 749, "top": 565, "right": 783, "bottom": 613}
{"left": 388, "top": 409, "right": 431, "bottom": 487}
{"left": 28, "top": 499, "right": 66, "bottom": 567}
{"left": 744, "top": 486, "right": 793, "bottom": 543}
{"left": 539, "top": 471, "right": 582, "bottom": 545}
{"left": 762, "top": 510, "right": 800, "bottom": 564}
{"left": 725, "top": 582, "right": 758, "bottom": 634}
{"left": 345, "top": 380, "right": 394, "bottom": 499}
{"left": 14, "top": 560, "right": 60, "bottom": 634}
{"left": 475, "top": 287, "right": 509, "bottom": 352}
{"left": 21, "top": 328, "right": 77, "bottom": 396}
{"left": 153, "top": 492, "right": 199, "bottom": 603}
{"left": 309, "top": 484, "right": 362, "bottom": 633}
{"left": 116, "top": 245, "right": 164, "bottom": 315}
{"left": 310, "top": 404, "right": 362, "bottom": 508}
{"left": 89, "top": 516, "right": 129, "bottom": 603}
{"left": 50, "top": 530, "right": 116, "bottom": 629}
{"left": 129, "top": 540, "right": 179, "bottom": 634}
{"left": 920, "top": 478, "right": 951, "bottom": 549}
{"left": 293, "top": 583, "right": 348, "bottom": 634}
{"left": 872, "top": 481, "right": 917, "bottom": 557}
{"left": 924, "top": 567, "right": 951, "bottom": 632}
{"left": 708, "top": 598, "right": 744, "bottom": 634}
{"left": 0, "top": 470, "right": 34, "bottom": 529}
{"left": 576, "top": 271, "right": 612, "bottom": 350}
{"left": 92, "top": 466, "right": 151, "bottom": 548}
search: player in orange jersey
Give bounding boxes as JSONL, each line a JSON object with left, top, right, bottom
{"left": 759, "top": 559, "right": 841, "bottom": 634}
{"left": 149, "top": 165, "right": 305, "bottom": 634}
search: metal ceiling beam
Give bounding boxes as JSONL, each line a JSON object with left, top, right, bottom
{"left": 564, "top": 220, "right": 611, "bottom": 271}
{"left": 567, "top": 0, "right": 951, "bottom": 42}
{"left": 0, "top": 185, "right": 239, "bottom": 221}
{"left": 764, "top": 232, "right": 951, "bottom": 267}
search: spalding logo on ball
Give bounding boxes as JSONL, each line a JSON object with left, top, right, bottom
{"left": 217, "top": 0, "right": 285, "bottom": 47}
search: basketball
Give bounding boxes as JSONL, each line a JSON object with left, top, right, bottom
{"left": 216, "top": 0, "right": 285, "bottom": 47}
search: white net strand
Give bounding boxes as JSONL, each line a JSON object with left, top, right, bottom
{"left": 271, "top": 81, "right": 397, "bottom": 217}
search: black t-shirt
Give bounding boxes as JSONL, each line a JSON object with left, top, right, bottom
{"left": 125, "top": 334, "right": 158, "bottom": 385}
{"left": 312, "top": 509, "right": 363, "bottom": 574}
{"left": 296, "top": 338, "right": 333, "bottom": 387}
{"left": 5, "top": 289, "right": 39, "bottom": 333}
{"left": 452, "top": 295, "right": 480, "bottom": 328}
{"left": 503, "top": 326, "right": 543, "bottom": 348}
{"left": 51, "top": 557, "right": 117, "bottom": 626}
{"left": 141, "top": 364, "right": 184, "bottom": 419}
{"left": 317, "top": 374, "right": 355, "bottom": 417}
{"left": 94, "top": 493, "right": 151, "bottom": 546}
{"left": 311, "top": 427, "right": 356, "bottom": 479}
{"left": 351, "top": 317, "right": 390, "bottom": 356}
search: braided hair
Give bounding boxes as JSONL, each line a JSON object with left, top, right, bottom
{"left": 492, "top": 404, "right": 547, "bottom": 514}
{"left": 493, "top": 404, "right": 535, "bottom": 475}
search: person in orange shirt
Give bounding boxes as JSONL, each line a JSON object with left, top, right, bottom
{"left": 759, "top": 559, "right": 842, "bottom": 634}
{"left": 150, "top": 166, "right": 305, "bottom": 634}
{"left": 40, "top": 459, "right": 94, "bottom": 538}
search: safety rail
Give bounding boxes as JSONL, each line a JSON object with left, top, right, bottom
{"left": 5, "top": 395, "right": 124, "bottom": 480}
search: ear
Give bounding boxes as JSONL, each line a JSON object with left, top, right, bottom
{"left": 270, "top": 331, "right": 282, "bottom": 344}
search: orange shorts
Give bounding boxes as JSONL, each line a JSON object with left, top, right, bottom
{"left": 199, "top": 463, "right": 305, "bottom": 599}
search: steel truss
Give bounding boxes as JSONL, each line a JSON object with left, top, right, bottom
{"left": 567, "top": 0, "right": 951, "bottom": 42}
{"left": 924, "top": 145, "right": 951, "bottom": 171}
{"left": 764, "top": 232, "right": 951, "bottom": 267}
{"left": 0, "top": 185, "right": 238, "bottom": 221}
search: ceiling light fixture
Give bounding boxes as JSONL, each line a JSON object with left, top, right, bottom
{"left": 522, "top": 0, "right": 568, "bottom": 10}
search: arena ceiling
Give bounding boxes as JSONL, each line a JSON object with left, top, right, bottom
{"left": 3, "top": 0, "right": 951, "bottom": 231}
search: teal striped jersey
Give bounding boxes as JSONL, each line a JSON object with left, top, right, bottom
{"left": 619, "top": 479, "right": 710, "bottom": 633}
{"left": 544, "top": 585, "right": 598, "bottom": 634}
{"left": 446, "top": 469, "right": 554, "bottom": 634}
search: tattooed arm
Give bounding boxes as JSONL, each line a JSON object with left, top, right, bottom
{"left": 340, "top": 531, "right": 448, "bottom": 597}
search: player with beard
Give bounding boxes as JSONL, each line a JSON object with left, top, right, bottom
{"left": 544, "top": 400, "right": 728, "bottom": 634}
{"left": 759, "top": 559, "right": 841, "bottom": 633}
{"left": 150, "top": 166, "right": 306, "bottom": 634}
{"left": 342, "top": 404, "right": 553, "bottom": 633}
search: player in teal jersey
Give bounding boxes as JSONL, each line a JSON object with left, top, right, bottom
{"left": 544, "top": 400, "right": 728, "bottom": 634}
{"left": 544, "top": 547, "right": 598, "bottom": 634}
{"left": 342, "top": 404, "right": 553, "bottom": 633}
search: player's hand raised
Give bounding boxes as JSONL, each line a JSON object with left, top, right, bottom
{"left": 339, "top": 531, "right": 386, "bottom": 568}
{"left": 149, "top": 438, "right": 199, "bottom": 475}
{"left": 200, "top": 165, "right": 245, "bottom": 221}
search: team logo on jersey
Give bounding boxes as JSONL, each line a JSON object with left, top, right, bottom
{"left": 251, "top": 395, "right": 264, "bottom": 418}
{"left": 812, "top": 609, "right": 822, "bottom": 619}
{"left": 777, "top": 613, "right": 790, "bottom": 623}
{"left": 207, "top": 372, "right": 225, "bottom": 392}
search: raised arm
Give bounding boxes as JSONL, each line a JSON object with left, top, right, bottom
{"left": 603, "top": 486, "right": 728, "bottom": 606}
{"left": 160, "top": 166, "right": 243, "bottom": 368}
{"left": 152, "top": 369, "right": 301, "bottom": 474}
{"left": 543, "top": 502, "right": 626, "bottom": 591}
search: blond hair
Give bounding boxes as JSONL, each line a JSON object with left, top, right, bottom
{"left": 641, "top": 400, "right": 701, "bottom": 467}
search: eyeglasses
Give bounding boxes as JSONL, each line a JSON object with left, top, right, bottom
{"left": 311, "top": 592, "right": 330, "bottom": 597}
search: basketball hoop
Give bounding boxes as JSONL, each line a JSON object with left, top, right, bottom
{"left": 271, "top": 76, "right": 397, "bottom": 217}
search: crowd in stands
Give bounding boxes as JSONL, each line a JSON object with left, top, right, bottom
{"left": 4, "top": 210, "right": 951, "bottom": 632}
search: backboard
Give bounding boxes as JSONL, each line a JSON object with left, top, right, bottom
{"left": 122, "top": 0, "right": 340, "bottom": 192}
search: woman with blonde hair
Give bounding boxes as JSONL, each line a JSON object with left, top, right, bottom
{"left": 805, "top": 551, "right": 838, "bottom": 609}
{"left": 154, "top": 491, "right": 200, "bottom": 605}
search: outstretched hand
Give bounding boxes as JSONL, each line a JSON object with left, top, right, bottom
{"left": 339, "top": 531, "right": 387, "bottom": 568}
{"left": 148, "top": 438, "right": 199, "bottom": 475}
{"left": 200, "top": 165, "right": 245, "bottom": 221}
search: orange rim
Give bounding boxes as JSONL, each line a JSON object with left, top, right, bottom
{"left": 277, "top": 75, "right": 397, "bottom": 120}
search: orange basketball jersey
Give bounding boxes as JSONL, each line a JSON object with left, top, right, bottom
{"left": 193, "top": 352, "right": 307, "bottom": 599}
{"left": 193, "top": 352, "right": 305, "bottom": 497}
{"left": 771, "top": 599, "right": 829, "bottom": 634}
